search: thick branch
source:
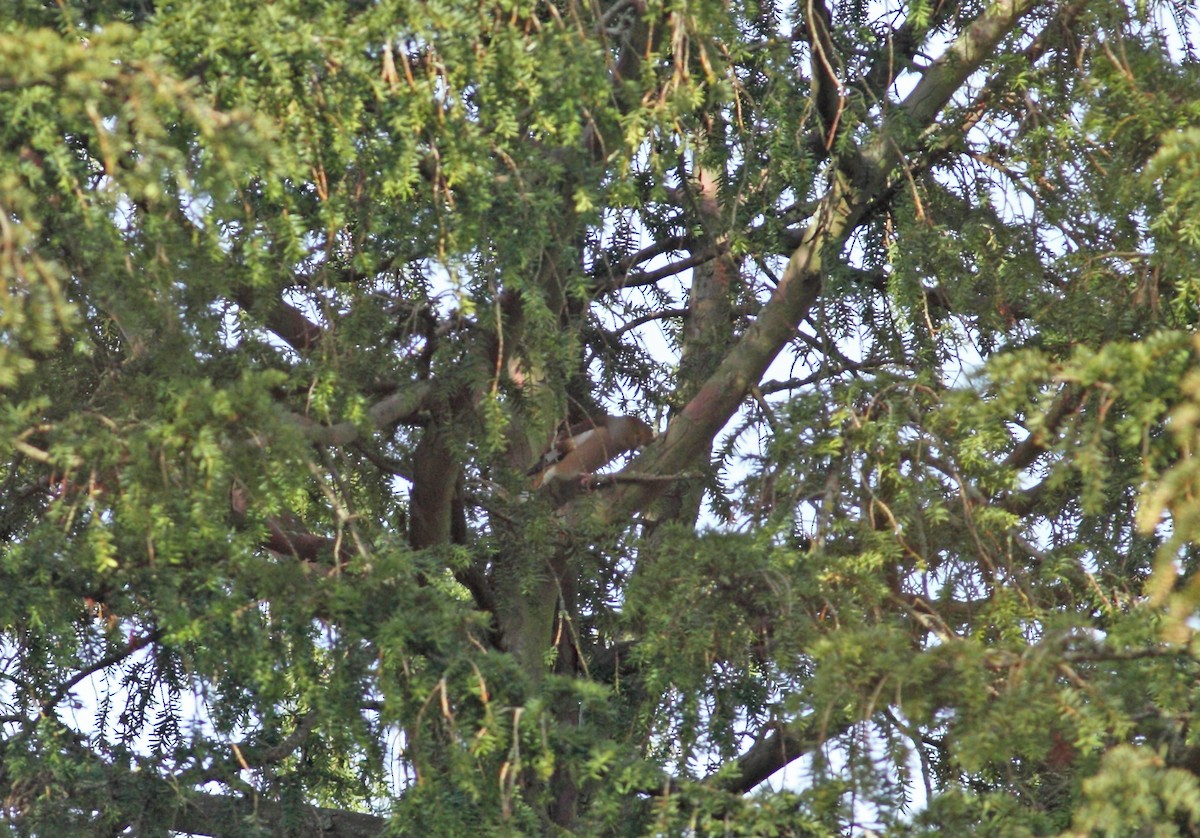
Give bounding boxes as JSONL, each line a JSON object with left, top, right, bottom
{"left": 586, "top": 0, "right": 1041, "bottom": 526}
{"left": 708, "top": 716, "right": 852, "bottom": 794}
{"left": 589, "top": 175, "right": 853, "bottom": 524}
{"left": 231, "top": 482, "right": 355, "bottom": 566}
{"left": 860, "top": 0, "right": 1040, "bottom": 186}
{"left": 233, "top": 288, "right": 325, "bottom": 353}
{"left": 652, "top": 164, "right": 740, "bottom": 528}
{"left": 262, "top": 519, "right": 355, "bottom": 566}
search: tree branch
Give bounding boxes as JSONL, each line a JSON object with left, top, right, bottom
{"left": 854, "top": 2, "right": 963, "bottom": 102}
{"left": 708, "top": 715, "right": 853, "bottom": 794}
{"left": 286, "top": 382, "right": 435, "bottom": 446}
{"left": 590, "top": 235, "right": 691, "bottom": 286}
{"left": 1002, "top": 384, "right": 1083, "bottom": 470}
{"left": 596, "top": 249, "right": 721, "bottom": 292}
{"left": 607, "top": 307, "right": 689, "bottom": 338}
{"left": 804, "top": 0, "right": 843, "bottom": 150}
{"left": 179, "top": 791, "right": 387, "bottom": 838}
{"left": 232, "top": 288, "right": 325, "bottom": 353}
{"left": 37, "top": 628, "right": 163, "bottom": 725}
{"left": 0, "top": 732, "right": 391, "bottom": 838}
{"left": 587, "top": 0, "right": 1041, "bottom": 527}
{"left": 759, "top": 357, "right": 890, "bottom": 394}
{"left": 582, "top": 470, "right": 702, "bottom": 489}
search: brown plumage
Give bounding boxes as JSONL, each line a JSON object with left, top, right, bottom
{"left": 528, "top": 415, "right": 655, "bottom": 488}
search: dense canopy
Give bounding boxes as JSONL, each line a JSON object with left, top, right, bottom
{"left": 5, "top": 0, "right": 1200, "bottom": 834}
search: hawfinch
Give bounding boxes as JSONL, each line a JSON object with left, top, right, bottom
{"left": 528, "top": 415, "right": 655, "bottom": 488}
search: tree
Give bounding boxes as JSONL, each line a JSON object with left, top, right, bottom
{"left": 4, "top": 0, "right": 1200, "bottom": 833}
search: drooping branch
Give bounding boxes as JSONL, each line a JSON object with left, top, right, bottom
{"left": 758, "top": 356, "right": 891, "bottom": 394}
{"left": 605, "top": 307, "right": 689, "bottom": 338}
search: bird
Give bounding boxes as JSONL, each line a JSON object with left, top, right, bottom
{"left": 527, "top": 414, "right": 656, "bottom": 489}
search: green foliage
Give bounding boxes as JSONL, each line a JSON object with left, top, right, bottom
{"left": 1066, "top": 746, "right": 1200, "bottom": 838}
{"left": 6, "top": 0, "right": 1200, "bottom": 836}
